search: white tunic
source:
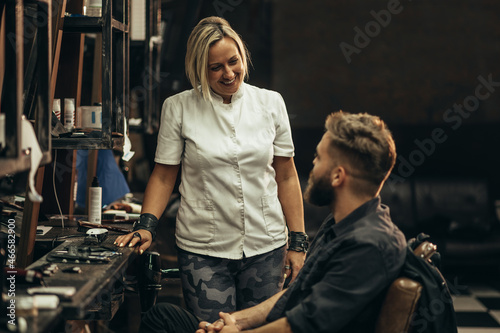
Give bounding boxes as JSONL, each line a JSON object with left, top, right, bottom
{"left": 155, "top": 83, "right": 294, "bottom": 259}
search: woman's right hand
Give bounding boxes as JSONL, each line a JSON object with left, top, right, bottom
{"left": 114, "top": 229, "right": 153, "bottom": 255}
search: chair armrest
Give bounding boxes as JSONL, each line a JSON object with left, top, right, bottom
{"left": 375, "top": 277, "right": 422, "bottom": 333}
{"left": 413, "top": 241, "right": 437, "bottom": 262}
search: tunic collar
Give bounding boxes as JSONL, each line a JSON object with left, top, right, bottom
{"left": 209, "top": 82, "right": 245, "bottom": 105}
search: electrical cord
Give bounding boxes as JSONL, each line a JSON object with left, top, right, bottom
{"left": 52, "top": 149, "right": 65, "bottom": 229}
{"left": 51, "top": 234, "right": 84, "bottom": 248}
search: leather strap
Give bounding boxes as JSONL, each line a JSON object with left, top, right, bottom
{"left": 133, "top": 213, "right": 159, "bottom": 240}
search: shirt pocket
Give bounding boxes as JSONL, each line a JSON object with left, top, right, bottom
{"left": 261, "top": 195, "right": 286, "bottom": 239}
{"left": 177, "top": 198, "right": 215, "bottom": 243}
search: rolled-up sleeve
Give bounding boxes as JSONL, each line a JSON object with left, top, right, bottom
{"left": 285, "top": 243, "right": 389, "bottom": 333}
{"left": 155, "top": 98, "right": 184, "bottom": 165}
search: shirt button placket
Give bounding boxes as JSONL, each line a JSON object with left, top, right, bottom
{"left": 231, "top": 127, "right": 245, "bottom": 255}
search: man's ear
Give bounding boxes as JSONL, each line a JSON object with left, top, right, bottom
{"left": 330, "top": 166, "right": 347, "bottom": 188}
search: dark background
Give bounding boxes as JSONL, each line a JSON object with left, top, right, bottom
{"left": 131, "top": 0, "right": 500, "bottom": 201}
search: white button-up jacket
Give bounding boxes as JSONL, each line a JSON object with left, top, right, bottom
{"left": 155, "top": 83, "right": 294, "bottom": 259}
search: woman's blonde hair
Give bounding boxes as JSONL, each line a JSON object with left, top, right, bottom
{"left": 185, "top": 16, "right": 250, "bottom": 101}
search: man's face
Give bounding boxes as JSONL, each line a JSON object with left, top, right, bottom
{"left": 304, "top": 133, "right": 336, "bottom": 207}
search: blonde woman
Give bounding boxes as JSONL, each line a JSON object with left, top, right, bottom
{"left": 115, "top": 16, "right": 306, "bottom": 322}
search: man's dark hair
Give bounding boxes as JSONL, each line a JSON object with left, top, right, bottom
{"left": 325, "top": 111, "right": 397, "bottom": 196}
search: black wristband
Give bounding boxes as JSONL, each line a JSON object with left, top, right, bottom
{"left": 133, "top": 213, "right": 159, "bottom": 240}
{"left": 288, "top": 231, "right": 309, "bottom": 253}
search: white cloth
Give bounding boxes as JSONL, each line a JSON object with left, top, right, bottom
{"left": 22, "top": 117, "right": 43, "bottom": 202}
{"left": 155, "top": 83, "right": 294, "bottom": 259}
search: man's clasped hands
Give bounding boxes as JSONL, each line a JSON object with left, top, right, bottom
{"left": 196, "top": 313, "right": 237, "bottom": 333}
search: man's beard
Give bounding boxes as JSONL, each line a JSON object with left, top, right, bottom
{"left": 304, "top": 171, "right": 335, "bottom": 207}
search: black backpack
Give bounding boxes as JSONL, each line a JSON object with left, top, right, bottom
{"left": 402, "top": 233, "right": 458, "bottom": 333}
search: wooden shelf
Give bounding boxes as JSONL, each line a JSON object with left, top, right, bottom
{"left": 63, "top": 16, "right": 129, "bottom": 33}
{"left": 63, "top": 16, "right": 103, "bottom": 33}
{"left": 52, "top": 133, "right": 124, "bottom": 150}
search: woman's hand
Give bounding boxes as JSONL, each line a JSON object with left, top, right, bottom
{"left": 107, "top": 202, "right": 133, "bottom": 213}
{"left": 114, "top": 230, "right": 152, "bottom": 254}
{"left": 284, "top": 250, "right": 306, "bottom": 285}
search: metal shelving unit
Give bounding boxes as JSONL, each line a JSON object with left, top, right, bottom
{"left": 143, "top": 0, "right": 162, "bottom": 134}
{"left": 51, "top": 0, "right": 129, "bottom": 150}
{"left": 0, "top": 0, "right": 52, "bottom": 179}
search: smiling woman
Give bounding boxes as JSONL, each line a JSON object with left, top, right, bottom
{"left": 185, "top": 16, "right": 250, "bottom": 103}
{"left": 207, "top": 37, "right": 244, "bottom": 103}
{"left": 114, "top": 16, "right": 307, "bottom": 326}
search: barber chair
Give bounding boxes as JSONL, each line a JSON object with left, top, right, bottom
{"left": 138, "top": 251, "right": 180, "bottom": 314}
{"left": 375, "top": 277, "right": 422, "bottom": 333}
{"left": 375, "top": 241, "right": 437, "bottom": 333}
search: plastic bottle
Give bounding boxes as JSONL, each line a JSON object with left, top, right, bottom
{"left": 64, "top": 98, "right": 75, "bottom": 131}
{"left": 88, "top": 176, "right": 102, "bottom": 224}
{"left": 86, "top": 0, "right": 102, "bottom": 17}
{"left": 53, "top": 99, "right": 61, "bottom": 121}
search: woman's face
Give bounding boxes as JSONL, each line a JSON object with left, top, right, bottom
{"left": 207, "top": 36, "right": 244, "bottom": 103}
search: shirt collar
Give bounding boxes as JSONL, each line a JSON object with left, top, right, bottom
{"left": 210, "top": 82, "right": 245, "bottom": 105}
{"left": 331, "top": 196, "right": 381, "bottom": 236}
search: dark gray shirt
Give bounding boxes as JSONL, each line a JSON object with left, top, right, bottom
{"left": 267, "top": 197, "right": 407, "bottom": 333}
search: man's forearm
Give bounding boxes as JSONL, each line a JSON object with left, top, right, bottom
{"left": 233, "top": 290, "right": 287, "bottom": 330}
{"left": 244, "top": 317, "right": 293, "bottom": 333}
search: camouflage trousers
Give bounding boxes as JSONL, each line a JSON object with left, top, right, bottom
{"left": 177, "top": 245, "right": 287, "bottom": 322}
